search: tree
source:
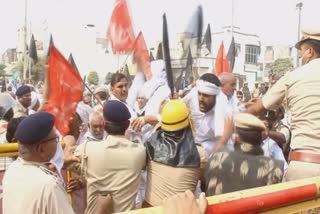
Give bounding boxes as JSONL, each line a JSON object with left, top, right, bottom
{"left": 0, "top": 64, "right": 6, "bottom": 76}
{"left": 87, "top": 71, "right": 99, "bottom": 85}
{"left": 265, "top": 58, "right": 293, "bottom": 77}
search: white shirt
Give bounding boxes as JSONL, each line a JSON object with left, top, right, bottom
{"left": 183, "top": 88, "right": 226, "bottom": 156}
{"left": 262, "top": 137, "right": 288, "bottom": 171}
{"left": 214, "top": 92, "right": 238, "bottom": 149}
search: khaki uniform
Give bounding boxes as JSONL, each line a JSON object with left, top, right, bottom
{"left": 144, "top": 146, "right": 207, "bottom": 206}
{"left": 262, "top": 58, "right": 320, "bottom": 180}
{"left": 3, "top": 158, "right": 74, "bottom": 214}
{"left": 73, "top": 135, "right": 146, "bottom": 213}
{"left": 204, "top": 146, "right": 283, "bottom": 196}
{"left": 13, "top": 102, "right": 29, "bottom": 118}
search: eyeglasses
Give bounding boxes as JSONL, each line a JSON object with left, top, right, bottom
{"left": 41, "top": 136, "right": 60, "bottom": 144}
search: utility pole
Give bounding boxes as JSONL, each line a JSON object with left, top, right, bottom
{"left": 23, "top": 0, "right": 28, "bottom": 80}
{"left": 296, "top": 2, "right": 303, "bottom": 67}
{"left": 231, "top": 0, "right": 234, "bottom": 37}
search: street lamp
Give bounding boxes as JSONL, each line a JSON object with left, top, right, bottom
{"left": 296, "top": 2, "right": 303, "bottom": 67}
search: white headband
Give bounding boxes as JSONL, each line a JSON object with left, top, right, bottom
{"left": 196, "top": 79, "right": 220, "bottom": 96}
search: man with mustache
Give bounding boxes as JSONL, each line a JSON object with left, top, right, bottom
{"left": 183, "top": 73, "right": 233, "bottom": 157}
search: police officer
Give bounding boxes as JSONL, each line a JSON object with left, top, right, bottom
{"left": 246, "top": 29, "right": 320, "bottom": 181}
{"left": 3, "top": 112, "right": 75, "bottom": 213}
{"left": 143, "top": 99, "right": 207, "bottom": 207}
{"left": 204, "top": 113, "right": 283, "bottom": 196}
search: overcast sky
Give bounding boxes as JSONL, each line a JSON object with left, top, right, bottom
{"left": 2, "top": 0, "right": 320, "bottom": 57}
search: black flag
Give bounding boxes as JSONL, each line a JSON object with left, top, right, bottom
{"left": 149, "top": 51, "right": 155, "bottom": 62}
{"left": 201, "top": 24, "right": 212, "bottom": 56}
{"left": 156, "top": 42, "right": 163, "bottom": 60}
{"left": 181, "top": 5, "right": 203, "bottom": 58}
{"left": 176, "top": 47, "right": 193, "bottom": 90}
{"left": 121, "top": 64, "right": 132, "bottom": 88}
{"left": 68, "top": 54, "right": 78, "bottom": 71}
{"left": 29, "top": 34, "right": 38, "bottom": 64}
{"left": 227, "top": 36, "right": 236, "bottom": 71}
{"left": 162, "top": 14, "right": 174, "bottom": 97}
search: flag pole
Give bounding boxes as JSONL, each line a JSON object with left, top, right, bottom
{"left": 28, "top": 58, "right": 32, "bottom": 83}
{"left": 23, "top": 0, "right": 28, "bottom": 81}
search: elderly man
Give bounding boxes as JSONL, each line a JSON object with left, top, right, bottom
{"left": 134, "top": 91, "right": 147, "bottom": 117}
{"left": 71, "top": 100, "right": 146, "bottom": 213}
{"left": 143, "top": 99, "right": 207, "bottom": 207}
{"left": 3, "top": 112, "right": 75, "bottom": 213}
{"left": 83, "top": 111, "right": 106, "bottom": 142}
{"left": 13, "top": 85, "right": 32, "bottom": 117}
{"left": 204, "top": 113, "right": 284, "bottom": 196}
{"left": 183, "top": 73, "right": 233, "bottom": 156}
{"left": 246, "top": 29, "right": 320, "bottom": 181}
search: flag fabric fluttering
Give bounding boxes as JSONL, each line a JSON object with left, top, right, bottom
{"left": 180, "top": 5, "right": 203, "bottom": 58}
{"left": 29, "top": 34, "right": 38, "bottom": 64}
{"left": 156, "top": 42, "right": 163, "bottom": 60}
{"left": 214, "top": 41, "right": 232, "bottom": 76}
{"left": 149, "top": 51, "right": 155, "bottom": 62}
{"left": 106, "top": 0, "right": 135, "bottom": 53}
{"left": 201, "top": 24, "right": 212, "bottom": 56}
{"left": 132, "top": 32, "right": 152, "bottom": 80}
{"left": 227, "top": 36, "right": 236, "bottom": 71}
{"left": 43, "top": 45, "right": 83, "bottom": 136}
{"left": 176, "top": 47, "right": 193, "bottom": 90}
{"left": 162, "top": 13, "right": 174, "bottom": 97}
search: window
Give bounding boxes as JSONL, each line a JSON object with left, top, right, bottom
{"left": 245, "top": 45, "right": 260, "bottom": 64}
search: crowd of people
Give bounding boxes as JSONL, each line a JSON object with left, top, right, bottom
{"left": 0, "top": 28, "right": 319, "bottom": 214}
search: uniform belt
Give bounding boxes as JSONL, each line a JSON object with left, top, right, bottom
{"left": 289, "top": 151, "right": 320, "bottom": 164}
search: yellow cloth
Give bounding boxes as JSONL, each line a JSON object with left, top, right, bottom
{"left": 74, "top": 135, "right": 146, "bottom": 213}
{"left": 144, "top": 145, "right": 207, "bottom": 206}
{"left": 3, "top": 158, "right": 74, "bottom": 214}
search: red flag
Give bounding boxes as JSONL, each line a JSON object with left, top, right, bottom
{"left": 132, "top": 32, "right": 151, "bottom": 80}
{"left": 106, "top": 0, "right": 135, "bottom": 53}
{"left": 43, "top": 45, "right": 83, "bottom": 136}
{"left": 214, "top": 41, "right": 231, "bottom": 76}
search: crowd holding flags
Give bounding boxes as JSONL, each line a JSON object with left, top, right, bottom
{"left": 13, "top": 0, "right": 235, "bottom": 137}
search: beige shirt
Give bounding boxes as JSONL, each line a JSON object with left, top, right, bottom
{"left": 74, "top": 135, "right": 146, "bottom": 213}
{"left": 144, "top": 145, "right": 207, "bottom": 206}
{"left": 3, "top": 158, "right": 74, "bottom": 214}
{"left": 262, "top": 58, "right": 320, "bottom": 153}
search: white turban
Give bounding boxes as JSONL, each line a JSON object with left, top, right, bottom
{"left": 196, "top": 79, "right": 220, "bottom": 96}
